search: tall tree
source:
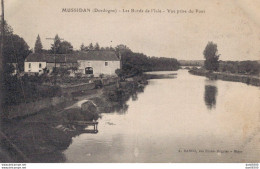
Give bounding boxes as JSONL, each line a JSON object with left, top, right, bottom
{"left": 0, "top": 20, "right": 13, "bottom": 36}
{"left": 115, "top": 44, "right": 131, "bottom": 53}
{"left": 203, "top": 41, "right": 220, "bottom": 71}
{"left": 34, "top": 34, "right": 43, "bottom": 53}
{"left": 51, "top": 34, "right": 62, "bottom": 54}
{"left": 109, "top": 46, "right": 115, "bottom": 51}
{"left": 59, "top": 41, "right": 73, "bottom": 54}
{"left": 80, "top": 43, "right": 85, "bottom": 51}
{"left": 94, "top": 42, "right": 100, "bottom": 50}
{"left": 88, "top": 43, "right": 94, "bottom": 50}
{"left": 50, "top": 35, "right": 74, "bottom": 54}
{"left": 0, "top": 21, "right": 31, "bottom": 71}
{"left": 80, "top": 43, "right": 88, "bottom": 51}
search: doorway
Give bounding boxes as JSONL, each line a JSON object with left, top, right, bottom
{"left": 85, "top": 67, "right": 93, "bottom": 74}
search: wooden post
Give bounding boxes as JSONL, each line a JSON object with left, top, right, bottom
{"left": 0, "top": 0, "right": 5, "bottom": 118}
{"left": 46, "top": 37, "right": 64, "bottom": 85}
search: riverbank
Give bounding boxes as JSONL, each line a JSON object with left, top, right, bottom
{"left": 143, "top": 72, "right": 177, "bottom": 79}
{"left": 3, "top": 76, "right": 118, "bottom": 119}
{"left": 1, "top": 71, "right": 180, "bottom": 162}
{"left": 189, "top": 69, "right": 260, "bottom": 86}
{"left": 63, "top": 70, "right": 260, "bottom": 163}
{"left": 0, "top": 75, "right": 149, "bottom": 162}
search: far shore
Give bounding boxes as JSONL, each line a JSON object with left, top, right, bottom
{"left": 144, "top": 71, "right": 177, "bottom": 79}
{"left": 189, "top": 68, "right": 260, "bottom": 86}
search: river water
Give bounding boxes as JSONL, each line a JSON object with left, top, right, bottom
{"left": 64, "top": 70, "right": 260, "bottom": 162}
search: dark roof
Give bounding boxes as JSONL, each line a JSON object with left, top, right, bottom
{"left": 75, "top": 51, "right": 120, "bottom": 61}
{"left": 25, "top": 53, "right": 76, "bottom": 63}
{"left": 25, "top": 51, "right": 120, "bottom": 63}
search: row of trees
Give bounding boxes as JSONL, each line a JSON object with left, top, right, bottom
{"left": 80, "top": 42, "right": 113, "bottom": 51}
{"left": 115, "top": 45, "right": 180, "bottom": 78}
{"left": 203, "top": 41, "right": 260, "bottom": 75}
{"left": 218, "top": 60, "right": 260, "bottom": 75}
{"left": 35, "top": 34, "right": 113, "bottom": 54}
{"left": 34, "top": 34, "right": 73, "bottom": 54}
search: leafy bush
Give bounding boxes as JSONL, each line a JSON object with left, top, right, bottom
{"left": 99, "top": 73, "right": 104, "bottom": 78}
{"left": 3, "top": 75, "right": 62, "bottom": 106}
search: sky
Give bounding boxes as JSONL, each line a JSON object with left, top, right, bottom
{"left": 3, "top": 0, "right": 260, "bottom": 61}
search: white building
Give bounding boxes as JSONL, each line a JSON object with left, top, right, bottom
{"left": 24, "top": 51, "right": 121, "bottom": 77}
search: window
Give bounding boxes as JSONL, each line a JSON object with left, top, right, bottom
{"left": 105, "top": 62, "right": 108, "bottom": 66}
{"left": 39, "top": 63, "right": 42, "bottom": 68}
{"left": 29, "top": 63, "right": 31, "bottom": 69}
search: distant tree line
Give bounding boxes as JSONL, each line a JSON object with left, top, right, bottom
{"left": 218, "top": 60, "right": 260, "bottom": 75}
{"left": 179, "top": 60, "right": 204, "bottom": 66}
{"left": 80, "top": 42, "right": 115, "bottom": 51}
{"left": 115, "top": 44, "right": 180, "bottom": 78}
{"left": 34, "top": 34, "right": 115, "bottom": 54}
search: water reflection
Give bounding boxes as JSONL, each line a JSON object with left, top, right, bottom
{"left": 109, "top": 102, "right": 129, "bottom": 114}
{"left": 4, "top": 70, "right": 259, "bottom": 163}
{"left": 102, "top": 83, "right": 145, "bottom": 114}
{"left": 204, "top": 85, "right": 218, "bottom": 109}
{"left": 65, "top": 70, "right": 260, "bottom": 162}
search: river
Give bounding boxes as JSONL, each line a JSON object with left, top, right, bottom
{"left": 64, "top": 69, "right": 260, "bottom": 162}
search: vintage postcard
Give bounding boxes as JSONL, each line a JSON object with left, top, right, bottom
{"left": 0, "top": 0, "right": 259, "bottom": 165}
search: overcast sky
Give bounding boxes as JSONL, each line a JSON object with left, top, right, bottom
{"left": 3, "top": 0, "right": 260, "bottom": 60}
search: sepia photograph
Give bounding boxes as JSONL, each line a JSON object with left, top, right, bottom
{"left": 0, "top": 0, "right": 259, "bottom": 166}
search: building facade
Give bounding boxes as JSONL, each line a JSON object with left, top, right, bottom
{"left": 24, "top": 61, "right": 47, "bottom": 73}
{"left": 24, "top": 51, "right": 121, "bottom": 77}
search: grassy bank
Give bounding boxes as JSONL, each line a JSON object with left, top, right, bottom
{"left": 189, "top": 68, "right": 260, "bottom": 86}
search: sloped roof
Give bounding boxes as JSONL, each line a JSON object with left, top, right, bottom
{"left": 25, "top": 53, "right": 76, "bottom": 63}
{"left": 25, "top": 50, "right": 120, "bottom": 63}
{"left": 75, "top": 51, "right": 120, "bottom": 61}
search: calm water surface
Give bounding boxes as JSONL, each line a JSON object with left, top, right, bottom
{"left": 64, "top": 70, "right": 260, "bottom": 162}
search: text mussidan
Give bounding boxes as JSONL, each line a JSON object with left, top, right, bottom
{"left": 62, "top": 8, "right": 117, "bottom": 13}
